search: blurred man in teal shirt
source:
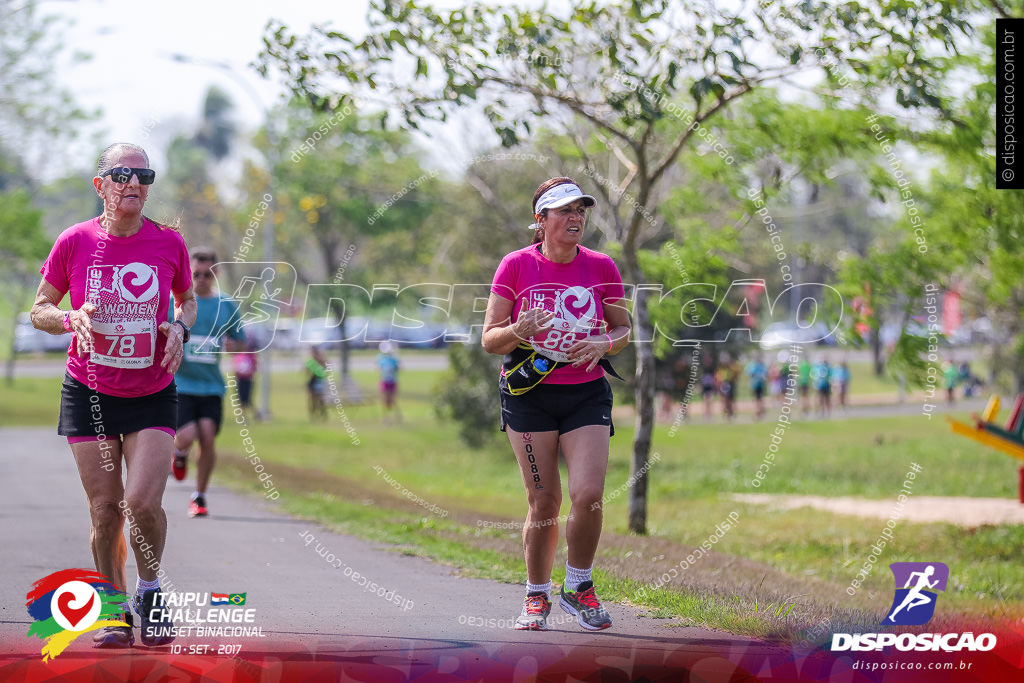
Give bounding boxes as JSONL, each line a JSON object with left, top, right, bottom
{"left": 171, "top": 248, "right": 244, "bottom": 517}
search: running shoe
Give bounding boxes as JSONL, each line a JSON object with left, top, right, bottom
{"left": 92, "top": 611, "right": 134, "bottom": 648}
{"left": 189, "top": 495, "right": 208, "bottom": 518}
{"left": 559, "top": 581, "right": 612, "bottom": 631}
{"left": 171, "top": 452, "right": 187, "bottom": 481}
{"left": 133, "top": 589, "right": 175, "bottom": 647}
{"left": 514, "top": 591, "right": 551, "bottom": 631}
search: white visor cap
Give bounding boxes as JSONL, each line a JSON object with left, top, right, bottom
{"left": 534, "top": 183, "right": 596, "bottom": 215}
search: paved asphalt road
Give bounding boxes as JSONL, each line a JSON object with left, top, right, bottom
{"left": 0, "top": 426, "right": 850, "bottom": 681}
{"left": 0, "top": 428, "right": 1015, "bottom": 681}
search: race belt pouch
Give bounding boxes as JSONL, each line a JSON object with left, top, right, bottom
{"left": 501, "top": 342, "right": 625, "bottom": 396}
{"left": 501, "top": 343, "right": 564, "bottom": 396}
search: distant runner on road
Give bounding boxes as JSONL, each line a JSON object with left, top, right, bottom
{"left": 377, "top": 341, "right": 401, "bottom": 424}
{"left": 171, "top": 248, "right": 245, "bottom": 518}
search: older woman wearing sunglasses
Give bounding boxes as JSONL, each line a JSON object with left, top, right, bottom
{"left": 30, "top": 142, "right": 195, "bottom": 648}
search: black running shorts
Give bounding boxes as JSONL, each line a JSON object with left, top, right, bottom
{"left": 500, "top": 377, "right": 614, "bottom": 436}
{"left": 58, "top": 373, "right": 178, "bottom": 437}
{"left": 176, "top": 393, "right": 224, "bottom": 433}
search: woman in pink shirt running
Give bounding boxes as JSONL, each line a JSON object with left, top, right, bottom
{"left": 30, "top": 143, "right": 196, "bottom": 649}
{"left": 483, "top": 177, "right": 631, "bottom": 632}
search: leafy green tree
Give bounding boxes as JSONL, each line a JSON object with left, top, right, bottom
{"left": 838, "top": 240, "right": 945, "bottom": 380}
{"left": 195, "top": 87, "right": 237, "bottom": 161}
{"left": 913, "top": 21, "right": 1024, "bottom": 392}
{"left": 0, "top": 188, "right": 47, "bottom": 381}
{"left": 835, "top": 19, "right": 1024, "bottom": 392}
{"left": 0, "top": 1, "right": 94, "bottom": 378}
{"left": 160, "top": 87, "right": 239, "bottom": 255}
{"left": 435, "top": 342, "right": 503, "bottom": 448}
{"left": 0, "top": 1, "right": 93, "bottom": 165}
{"left": 37, "top": 172, "right": 103, "bottom": 235}
{"left": 261, "top": 101, "right": 441, "bottom": 375}
{"left": 259, "top": 0, "right": 977, "bottom": 533}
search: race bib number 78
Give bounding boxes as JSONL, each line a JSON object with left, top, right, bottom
{"left": 90, "top": 320, "right": 156, "bottom": 369}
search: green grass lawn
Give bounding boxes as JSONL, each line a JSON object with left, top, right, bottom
{"left": 4, "top": 364, "right": 1020, "bottom": 639}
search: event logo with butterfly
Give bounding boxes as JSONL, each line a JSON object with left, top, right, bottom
{"left": 26, "top": 569, "right": 129, "bottom": 661}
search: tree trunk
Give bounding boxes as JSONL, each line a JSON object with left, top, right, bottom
{"left": 619, "top": 237, "right": 654, "bottom": 535}
{"left": 5, "top": 320, "right": 17, "bottom": 386}
{"left": 1013, "top": 332, "right": 1024, "bottom": 396}
{"left": 327, "top": 296, "right": 351, "bottom": 376}
{"left": 871, "top": 326, "right": 884, "bottom": 377}
{"left": 5, "top": 283, "right": 30, "bottom": 386}
{"left": 629, "top": 284, "right": 655, "bottom": 535}
{"left": 340, "top": 334, "right": 350, "bottom": 378}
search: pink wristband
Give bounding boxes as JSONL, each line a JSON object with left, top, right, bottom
{"left": 62, "top": 311, "right": 72, "bottom": 332}
{"left": 606, "top": 334, "right": 613, "bottom": 352}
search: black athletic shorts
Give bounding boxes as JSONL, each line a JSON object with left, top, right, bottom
{"left": 500, "top": 377, "right": 614, "bottom": 436}
{"left": 58, "top": 373, "right": 177, "bottom": 437}
{"left": 176, "top": 393, "right": 224, "bottom": 433}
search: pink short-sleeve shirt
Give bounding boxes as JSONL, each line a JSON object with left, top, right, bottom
{"left": 40, "top": 217, "right": 192, "bottom": 397}
{"left": 491, "top": 243, "right": 626, "bottom": 385}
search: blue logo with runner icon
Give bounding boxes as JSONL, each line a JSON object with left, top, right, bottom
{"left": 883, "top": 562, "right": 948, "bottom": 626}
{"left": 202, "top": 262, "right": 297, "bottom": 354}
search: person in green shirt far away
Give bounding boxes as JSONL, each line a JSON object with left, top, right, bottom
{"left": 306, "top": 345, "right": 329, "bottom": 420}
{"left": 798, "top": 357, "right": 812, "bottom": 415}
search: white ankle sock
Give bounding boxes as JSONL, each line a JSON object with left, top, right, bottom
{"left": 526, "top": 580, "right": 552, "bottom": 597}
{"left": 136, "top": 576, "right": 159, "bottom": 597}
{"left": 565, "top": 563, "right": 592, "bottom": 591}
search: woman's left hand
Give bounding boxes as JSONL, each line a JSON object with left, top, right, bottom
{"left": 567, "top": 335, "right": 611, "bottom": 372}
{"left": 158, "top": 322, "right": 186, "bottom": 374}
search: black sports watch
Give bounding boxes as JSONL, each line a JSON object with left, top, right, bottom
{"left": 172, "top": 319, "right": 191, "bottom": 343}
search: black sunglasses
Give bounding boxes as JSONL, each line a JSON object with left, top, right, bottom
{"left": 101, "top": 167, "right": 156, "bottom": 185}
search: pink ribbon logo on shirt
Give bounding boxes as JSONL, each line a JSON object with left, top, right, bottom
{"left": 555, "top": 286, "right": 596, "bottom": 332}
{"left": 116, "top": 263, "right": 159, "bottom": 303}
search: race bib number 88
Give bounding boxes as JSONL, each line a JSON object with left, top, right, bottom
{"left": 536, "top": 330, "right": 578, "bottom": 359}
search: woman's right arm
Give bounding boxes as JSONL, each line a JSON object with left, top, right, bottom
{"left": 30, "top": 279, "right": 67, "bottom": 334}
{"left": 481, "top": 293, "right": 555, "bottom": 356}
{"left": 31, "top": 279, "right": 96, "bottom": 353}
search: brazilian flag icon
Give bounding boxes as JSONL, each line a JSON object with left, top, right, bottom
{"left": 228, "top": 593, "right": 247, "bottom": 606}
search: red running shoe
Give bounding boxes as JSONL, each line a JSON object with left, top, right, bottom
{"left": 559, "top": 581, "right": 611, "bottom": 631}
{"left": 189, "top": 495, "right": 208, "bottom": 517}
{"left": 514, "top": 592, "right": 551, "bottom": 630}
{"left": 171, "top": 452, "right": 187, "bottom": 481}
